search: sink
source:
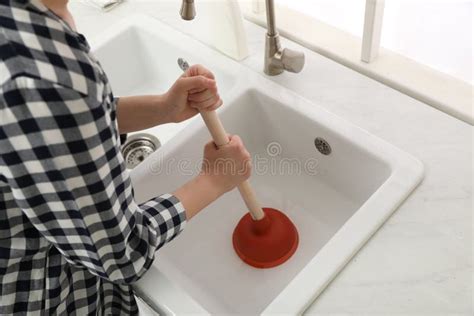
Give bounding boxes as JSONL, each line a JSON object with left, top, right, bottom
{"left": 91, "top": 15, "right": 424, "bottom": 315}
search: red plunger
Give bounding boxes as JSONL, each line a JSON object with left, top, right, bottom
{"left": 200, "top": 110, "right": 299, "bottom": 269}
{"left": 233, "top": 207, "right": 299, "bottom": 268}
{"left": 178, "top": 59, "right": 298, "bottom": 268}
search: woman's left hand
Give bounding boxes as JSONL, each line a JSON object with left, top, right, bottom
{"left": 164, "top": 64, "right": 223, "bottom": 123}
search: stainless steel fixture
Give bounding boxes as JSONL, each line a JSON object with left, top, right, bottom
{"left": 122, "top": 133, "right": 161, "bottom": 169}
{"left": 178, "top": 0, "right": 304, "bottom": 75}
{"left": 264, "top": 0, "right": 305, "bottom": 75}
{"left": 180, "top": 0, "right": 196, "bottom": 20}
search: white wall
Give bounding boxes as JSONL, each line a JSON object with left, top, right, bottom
{"left": 277, "top": 0, "right": 473, "bottom": 83}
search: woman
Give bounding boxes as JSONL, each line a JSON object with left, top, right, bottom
{"left": 0, "top": 0, "right": 251, "bottom": 314}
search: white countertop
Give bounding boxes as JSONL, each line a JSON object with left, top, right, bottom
{"left": 70, "top": 1, "right": 473, "bottom": 314}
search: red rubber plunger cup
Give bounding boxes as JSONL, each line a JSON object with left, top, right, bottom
{"left": 233, "top": 207, "right": 299, "bottom": 268}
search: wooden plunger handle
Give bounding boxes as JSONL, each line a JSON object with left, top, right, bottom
{"left": 200, "top": 111, "right": 265, "bottom": 221}
{"left": 177, "top": 58, "right": 265, "bottom": 220}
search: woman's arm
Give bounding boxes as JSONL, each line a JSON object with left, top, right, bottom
{"left": 0, "top": 76, "right": 248, "bottom": 284}
{"left": 116, "top": 94, "right": 170, "bottom": 133}
{"left": 116, "top": 65, "right": 222, "bottom": 134}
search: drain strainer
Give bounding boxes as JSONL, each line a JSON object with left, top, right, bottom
{"left": 314, "top": 137, "right": 331, "bottom": 155}
{"left": 122, "top": 133, "right": 161, "bottom": 169}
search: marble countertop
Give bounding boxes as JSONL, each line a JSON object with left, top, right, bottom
{"left": 70, "top": 1, "right": 472, "bottom": 314}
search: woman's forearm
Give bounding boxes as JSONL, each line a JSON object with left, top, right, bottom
{"left": 173, "top": 174, "right": 225, "bottom": 220}
{"left": 116, "top": 95, "right": 172, "bottom": 134}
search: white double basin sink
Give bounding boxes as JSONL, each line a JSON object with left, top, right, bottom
{"left": 91, "top": 15, "right": 424, "bottom": 315}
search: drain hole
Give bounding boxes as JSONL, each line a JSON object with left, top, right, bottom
{"left": 122, "top": 133, "right": 161, "bottom": 169}
{"left": 314, "top": 137, "right": 331, "bottom": 155}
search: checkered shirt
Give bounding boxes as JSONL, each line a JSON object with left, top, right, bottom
{"left": 0, "top": 0, "right": 187, "bottom": 314}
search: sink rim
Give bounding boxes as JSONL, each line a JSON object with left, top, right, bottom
{"left": 91, "top": 13, "right": 424, "bottom": 315}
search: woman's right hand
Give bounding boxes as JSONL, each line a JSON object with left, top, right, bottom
{"left": 201, "top": 135, "right": 252, "bottom": 194}
{"left": 173, "top": 135, "right": 251, "bottom": 219}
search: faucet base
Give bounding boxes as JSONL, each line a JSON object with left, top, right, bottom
{"left": 264, "top": 33, "right": 305, "bottom": 76}
{"left": 264, "top": 33, "right": 284, "bottom": 76}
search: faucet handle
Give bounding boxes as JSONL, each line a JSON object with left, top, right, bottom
{"left": 281, "top": 48, "right": 305, "bottom": 73}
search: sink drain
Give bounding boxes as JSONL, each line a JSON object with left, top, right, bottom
{"left": 122, "top": 133, "right": 161, "bottom": 169}
{"left": 314, "top": 137, "right": 331, "bottom": 155}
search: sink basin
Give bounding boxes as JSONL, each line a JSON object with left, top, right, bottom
{"left": 91, "top": 15, "right": 424, "bottom": 315}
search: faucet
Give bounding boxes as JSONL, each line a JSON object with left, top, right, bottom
{"left": 179, "top": 0, "right": 304, "bottom": 75}
{"left": 264, "top": 0, "right": 304, "bottom": 75}
{"left": 180, "top": 0, "right": 196, "bottom": 20}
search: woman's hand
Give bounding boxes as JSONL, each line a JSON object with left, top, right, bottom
{"left": 200, "top": 135, "right": 252, "bottom": 193}
{"left": 115, "top": 65, "right": 221, "bottom": 134}
{"left": 173, "top": 134, "right": 252, "bottom": 219}
{"left": 165, "top": 64, "right": 223, "bottom": 123}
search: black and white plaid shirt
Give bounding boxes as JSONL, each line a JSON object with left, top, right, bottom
{"left": 0, "top": 0, "right": 187, "bottom": 314}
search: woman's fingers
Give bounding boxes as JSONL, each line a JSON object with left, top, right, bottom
{"left": 183, "top": 64, "right": 217, "bottom": 94}
{"left": 189, "top": 95, "right": 222, "bottom": 111}
{"left": 206, "top": 98, "right": 223, "bottom": 111}
{"left": 189, "top": 87, "right": 206, "bottom": 94}
{"left": 180, "top": 65, "right": 221, "bottom": 110}
{"left": 177, "top": 75, "right": 215, "bottom": 92}
{"left": 187, "top": 87, "right": 218, "bottom": 103}
{"left": 185, "top": 64, "right": 215, "bottom": 80}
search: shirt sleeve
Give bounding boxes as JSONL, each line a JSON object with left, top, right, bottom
{"left": 0, "top": 76, "right": 186, "bottom": 284}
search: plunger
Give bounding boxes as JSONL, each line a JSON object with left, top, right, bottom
{"left": 179, "top": 59, "right": 299, "bottom": 268}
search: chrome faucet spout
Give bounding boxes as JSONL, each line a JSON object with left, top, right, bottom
{"left": 265, "top": 0, "right": 277, "bottom": 36}
{"left": 264, "top": 0, "right": 305, "bottom": 75}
